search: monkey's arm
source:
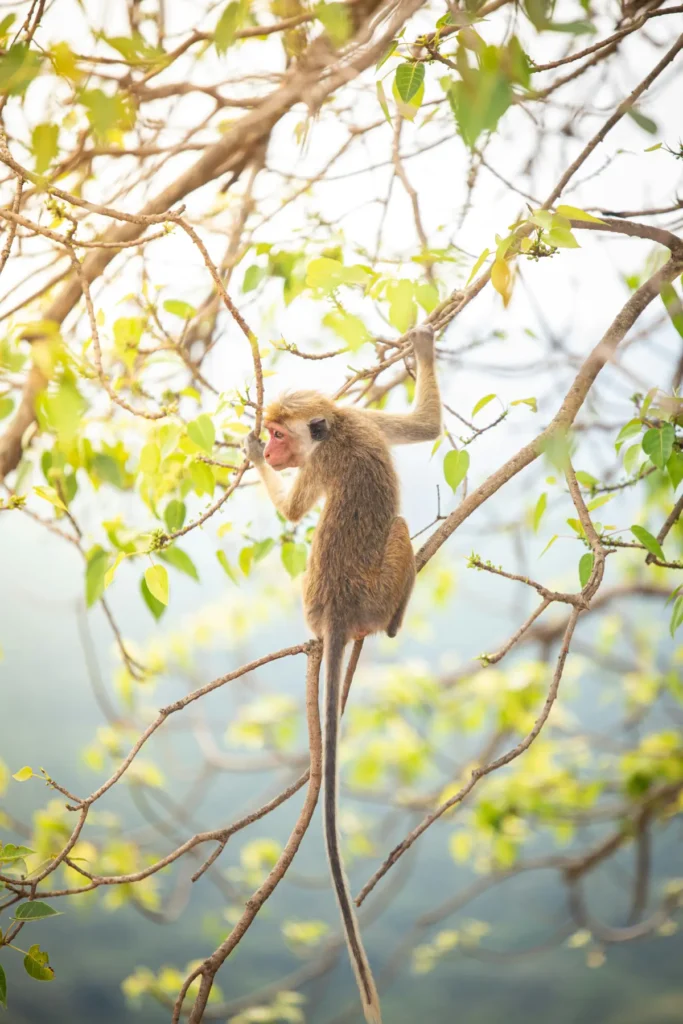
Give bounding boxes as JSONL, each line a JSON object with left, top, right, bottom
{"left": 362, "top": 325, "right": 442, "bottom": 445}
{"left": 246, "top": 434, "right": 322, "bottom": 522}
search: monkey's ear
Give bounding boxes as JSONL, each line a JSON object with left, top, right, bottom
{"left": 308, "top": 417, "right": 329, "bottom": 442}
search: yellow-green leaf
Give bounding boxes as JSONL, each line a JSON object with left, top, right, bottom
{"left": 555, "top": 205, "right": 605, "bottom": 225}
{"left": 376, "top": 79, "right": 392, "bottom": 125}
{"left": 471, "top": 394, "right": 496, "bottom": 417}
{"left": 511, "top": 396, "right": 537, "bottom": 412}
{"left": 578, "top": 552, "right": 594, "bottom": 588}
{"left": 139, "top": 442, "right": 160, "bottom": 475}
{"left": 187, "top": 415, "right": 215, "bottom": 454}
{"left": 85, "top": 546, "right": 109, "bottom": 607}
{"left": 12, "top": 766, "right": 33, "bottom": 782}
{"left": 281, "top": 541, "right": 307, "bottom": 578}
{"left": 533, "top": 492, "right": 547, "bottom": 532}
{"left": 443, "top": 449, "right": 469, "bottom": 493}
{"left": 31, "top": 123, "right": 59, "bottom": 174}
{"left": 144, "top": 564, "right": 169, "bottom": 606}
{"left": 216, "top": 550, "right": 239, "bottom": 584}
{"left": 163, "top": 299, "right": 196, "bottom": 319}
{"left": 23, "top": 945, "right": 54, "bottom": 982}
{"left": 466, "top": 248, "right": 490, "bottom": 285}
{"left": 33, "top": 486, "right": 68, "bottom": 512}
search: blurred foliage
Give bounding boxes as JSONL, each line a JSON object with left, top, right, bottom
{"left": 1, "top": 0, "right": 683, "bottom": 1018}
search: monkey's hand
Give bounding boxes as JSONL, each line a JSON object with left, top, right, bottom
{"left": 244, "top": 431, "right": 265, "bottom": 465}
{"left": 409, "top": 324, "right": 435, "bottom": 361}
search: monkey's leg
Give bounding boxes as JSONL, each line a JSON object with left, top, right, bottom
{"left": 382, "top": 517, "right": 416, "bottom": 638}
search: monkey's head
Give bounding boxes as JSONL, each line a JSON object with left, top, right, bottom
{"left": 263, "top": 391, "right": 335, "bottom": 471}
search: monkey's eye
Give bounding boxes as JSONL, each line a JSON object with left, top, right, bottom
{"left": 273, "top": 430, "right": 284, "bottom": 440}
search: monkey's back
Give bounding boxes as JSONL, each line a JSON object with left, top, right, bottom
{"left": 303, "top": 409, "right": 401, "bottom": 639}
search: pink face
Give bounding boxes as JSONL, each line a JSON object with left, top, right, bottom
{"left": 263, "top": 421, "right": 300, "bottom": 471}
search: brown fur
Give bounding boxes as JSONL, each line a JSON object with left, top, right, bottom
{"left": 246, "top": 325, "right": 441, "bottom": 1024}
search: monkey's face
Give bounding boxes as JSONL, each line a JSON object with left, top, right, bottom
{"left": 263, "top": 421, "right": 302, "bottom": 470}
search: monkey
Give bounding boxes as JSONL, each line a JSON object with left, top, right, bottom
{"left": 244, "top": 324, "right": 441, "bottom": 1024}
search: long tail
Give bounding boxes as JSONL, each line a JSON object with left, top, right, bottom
{"left": 323, "top": 628, "right": 382, "bottom": 1024}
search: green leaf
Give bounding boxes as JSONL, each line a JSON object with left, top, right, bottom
{"left": 511, "top": 396, "right": 537, "bottom": 412}
{"left": 445, "top": 55, "right": 514, "bottom": 149}
{"left": 467, "top": 247, "right": 490, "bottom": 285}
{"left": 215, "top": 0, "right": 247, "bottom": 55}
{"left": 415, "top": 282, "right": 439, "bottom": 313}
{"left": 322, "top": 310, "right": 370, "bottom": 350}
{"left": 0, "top": 395, "right": 13, "bottom": 420}
{"left": 12, "top": 766, "right": 33, "bottom": 782}
{"left": 376, "top": 80, "right": 392, "bottom": 125}
{"left": 627, "top": 108, "right": 658, "bottom": 135}
{"left": 216, "top": 550, "right": 240, "bottom": 584}
{"left": 533, "top": 492, "right": 547, "bottom": 532}
{"left": 139, "top": 442, "right": 160, "bottom": 475}
{"left": 0, "top": 963, "right": 6, "bottom": 1009}
{"left": 159, "top": 423, "right": 182, "bottom": 459}
{"left": 31, "top": 123, "right": 59, "bottom": 174}
{"left": 660, "top": 283, "right": 683, "bottom": 340}
{"left": 667, "top": 451, "right": 683, "bottom": 491}
{"left": 0, "top": 13, "right": 16, "bottom": 41}
{"left": 395, "top": 62, "right": 425, "bottom": 103}
{"left": 578, "top": 553, "right": 594, "bottom": 588}
{"left": 23, "top": 945, "right": 54, "bottom": 982}
{"left": 555, "top": 205, "right": 605, "bottom": 225}
{"left": 104, "top": 552, "right": 125, "bottom": 590}
{"left": 615, "top": 418, "right": 642, "bottom": 450}
{"left": 670, "top": 596, "right": 683, "bottom": 637}
{"left": 471, "top": 394, "right": 496, "bottom": 417}
{"left": 386, "top": 279, "right": 415, "bottom": 332}
{"left": 523, "top": 0, "right": 552, "bottom": 30}
{"left": 575, "top": 470, "right": 598, "bottom": 488}
{"left": 443, "top": 449, "right": 469, "bottom": 493}
{"left": 187, "top": 415, "right": 215, "bottom": 454}
{"left": 79, "top": 88, "right": 135, "bottom": 142}
{"left": 189, "top": 460, "right": 215, "bottom": 496}
{"left": 33, "top": 485, "right": 68, "bottom": 513}
{"left": 623, "top": 444, "right": 642, "bottom": 475}
{"left": 242, "top": 265, "right": 266, "bottom": 293}
{"left": 163, "top": 299, "right": 196, "bottom": 319}
{"left": 239, "top": 545, "right": 254, "bottom": 576}
{"left": 546, "top": 20, "right": 596, "bottom": 34}
{"left": 42, "top": 377, "right": 87, "bottom": 442}
{"left": 85, "top": 546, "right": 109, "bottom": 607}
{"left": 102, "top": 34, "right": 167, "bottom": 67}
{"left": 315, "top": 2, "right": 352, "bottom": 45}
{"left": 140, "top": 576, "right": 165, "bottom": 620}
{"left": 0, "top": 44, "right": 42, "bottom": 98}
{"left": 546, "top": 227, "right": 580, "bottom": 248}
{"left": 0, "top": 844, "right": 34, "bottom": 862}
{"left": 630, "top": 525, "right": 665, "bottom": 561}
{"left": 253, "top": 538, "right": 275, "bottom": 562}
{"left": 163, "top": 499, "right": 186, "bottom": 532}
{"left": 642, "top": 424, "right": 674, "bottom": 470}
{"left": 157, "top": 545, "right": 199, "bottom": 581}
{"left": 144, "top": 564, "right": 169, "bottom": 606}
{"left": 306, "top": 256, "right": 343, "bottom": 291}
{"left": 376, "top": 38, "right": 398, "bottom": 71}
{"left": 14, "top": 901, "right": 61, "bottom": 921}
{"left": 586, "top": 494, "right": 613, "bottom": 512}
{"left": 281, "top": 541, "right": 307, "bottom": 578}
{"left": 540, "top": 535, "right": 558, "bottom": 557}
